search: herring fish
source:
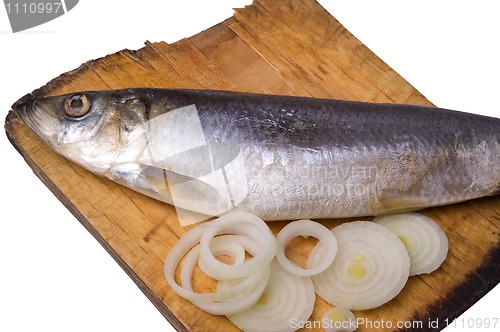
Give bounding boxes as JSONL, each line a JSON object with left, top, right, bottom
{"left": 13, "top": 89, "right": 500, "bottom": 222}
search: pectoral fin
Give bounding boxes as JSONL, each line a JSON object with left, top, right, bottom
{"left": 140, "top": 164, "right": 221, "bottom": 205}
{"left": 140, "top": 164, "right": 236, "bottom": 226}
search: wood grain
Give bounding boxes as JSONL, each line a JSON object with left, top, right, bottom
{"left": 4, "top": 0, "right": 499, "bottom": 331}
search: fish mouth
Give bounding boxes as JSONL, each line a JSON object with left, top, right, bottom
{"left": 12, "top": 93, "right": 61, "bottom": 147}
{"left": 12, "top": 93, "right": 40, "bottom": 132}
{"left": 12, "top": 93, "right": 36, "bottom": 119}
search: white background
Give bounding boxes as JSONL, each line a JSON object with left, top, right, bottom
{"left": 1, "top": 1, "right": 498, "bottom": 331}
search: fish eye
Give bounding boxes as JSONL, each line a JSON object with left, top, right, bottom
{"left": 64, "top": 94, "right": 91, "bottom": 117}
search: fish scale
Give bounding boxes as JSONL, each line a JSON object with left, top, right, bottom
{"left": 13, "top": 89, "right": 500, "bottom": 221}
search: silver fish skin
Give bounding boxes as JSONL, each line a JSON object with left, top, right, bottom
{"left": 13, "top": 89, "right": 500, "bottom": 221}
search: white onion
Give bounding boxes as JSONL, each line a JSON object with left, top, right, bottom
{"left": 179, "top": 235, "right": 270, "bottom": 315}
{"left": 199, "top": 212, "right": 277, "bottom": 279}
{"left": 225, "top": 260, "right": 315, "bottom": 332}
{"left": 276, "top": 219, "right": 337, "bottom": 277}
{"left": 180, "top": 236, "right": 246, "bottom": 289}
{"left": 374, "top": 212, "right": 448, "bottom": 275}
{"left": 164, "top": 223, "right": 269, "bottom": 304}
{"left": 309, "top": 221, "right": 410, "bottom": 310}
{"left": 322, "top": 307, "right": 358, "bottom": 332}
{"left": 198, "top": 233, "right": 258, "bottom": 279}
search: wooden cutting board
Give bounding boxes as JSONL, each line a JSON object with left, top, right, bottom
{"left": 5, "top": 0, "right": 499, "bottom": 331}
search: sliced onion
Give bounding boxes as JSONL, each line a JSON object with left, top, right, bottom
{"left": 322, "top": 307, "right": 358, "bottom": 332}
{"left": 199, "top": 212, "right": 277, "bottom": 279}
{"left": 193, "top": 266, "right": 270, "bottom": 315}
{"left": 198, "top": 233, "right": 258, "bottom": 279}
{"left": 374, "top": 212, "right": 448, "bottom": 275}
{"left": 309, "top": 221, "right": 410, "bottom": 310}
{"left": 198, "top": 222, "right": 263, "bottom": 280}
{"left": 164, "top": 223, "right": 269, "bottom": 304}
{"left": 179, "top": 235, "right": 270, "bottom": 315}
{"left": 276, "top": 219, "right": 337, "bottom": 277}
{"left": 180, "top": 235, "right": 246, "bottom": 288}
{"left": 225, "top": 260, "right": 315, "bottom": 332}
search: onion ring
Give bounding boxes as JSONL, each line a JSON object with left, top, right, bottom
{"left": 309, "top": 221, "right": 410, "bottom": 310}
{"left": 276, "top": 219, "right": 337, "bottom": 276}
{"left": 179, "top": 235, "right": 270, "bottom": 315}
{"left": 374, "top": 212, "right": 448, "bottom": 275}
{"left": 199, "top": 212, "right": 276, "bottom": 279}
{"left": 322, "top": 307, "right": 358, "bottom": 332}
{"left": 226, "top": 260, "right": 315, "bottom": 332}
{"left": 164, "top": 224, "right": 268, "bottom": 303}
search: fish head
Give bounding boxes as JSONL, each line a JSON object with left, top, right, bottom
{"left": 13, "top": 91, "right": 146, "bottom": 173}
